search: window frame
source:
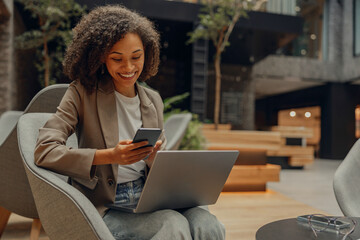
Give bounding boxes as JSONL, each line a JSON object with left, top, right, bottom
{"left": 354, "top": 0, "right": 360, "bottom": 56}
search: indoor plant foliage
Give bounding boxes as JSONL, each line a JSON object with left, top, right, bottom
{"left": 164, "top": 93, "right": 206, "bottom": 150}
{"left": 15, "top": 0, "right": 86, "bottom": 87}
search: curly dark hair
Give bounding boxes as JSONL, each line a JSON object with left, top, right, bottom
{"left": 63, "top": 5, "right": 160, "bottom": 91}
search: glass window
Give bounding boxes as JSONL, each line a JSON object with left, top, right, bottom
{"left": 273, "top": 0, "right": 327, "bottom": 60}
{"left": 355, "top": 0, "right": 360, "bottom": 56}
{"left": 267, "top": 0, "right": 297, "bottom": 16}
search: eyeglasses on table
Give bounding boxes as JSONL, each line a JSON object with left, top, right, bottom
{"left": 297, "top": 214, "right": 357, "bottom": 240}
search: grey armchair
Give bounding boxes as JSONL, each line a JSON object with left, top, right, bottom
{"left": 333, "top": 139, "right": 360, "bottom": 217}
{"left": 0, "top": 84, "right": 68, "bottom": 238}
{"left": 0, "top": 111, "right": 23, "bottom": 144}
{"left": 164, "top": 113, "right": 192, "bottom": 150}
{"left": 17, "top": 113, "right": 114, "bottom": 240}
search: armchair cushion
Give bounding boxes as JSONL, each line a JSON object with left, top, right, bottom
{"left": 18, "top": 113, "right": 114, "bottom": 239}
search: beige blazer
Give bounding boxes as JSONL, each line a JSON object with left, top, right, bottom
{"left": 34, "top": 78, "right": 166, "bottom": 216}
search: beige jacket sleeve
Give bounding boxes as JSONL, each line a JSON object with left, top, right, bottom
{"left": 34, "top": 83, "right": 97, "bottom": 180}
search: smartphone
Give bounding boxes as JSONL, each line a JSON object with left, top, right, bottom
{"left": 296, "top": 215, "right": 350, "bottom": 229}
{"left": 132, "top": 128, "right": 162, "bottom": 150}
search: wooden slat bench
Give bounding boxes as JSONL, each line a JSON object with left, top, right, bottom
{"left": 202, "top": 126, "right": 282, "bottom": 191}
{"left": 271, "top": 125, "right": 314, "bottom": 139}
{"left": 269, "top": 126, "right": 315, "bottom": 167}
{"left": 223, "top": 149, "right": 281, "bottom": 191}
{"left": 223, "top": 164, "right": 280, "bottom": 191}
{"left": 202, "top": 124, "right": 316, "bottom": 191}
{"left": 202, "top": 125, "right": 315, "bottom": 168}
{"left": 203, "top": 129, "right": 282, "bottom": 152}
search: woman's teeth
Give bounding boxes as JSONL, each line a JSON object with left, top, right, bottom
{"left": 120, "top": 73, "right": 135, "bottom": 78}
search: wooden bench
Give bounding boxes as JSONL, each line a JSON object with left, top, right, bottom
{"left": 202, "top": 125, "right": 315, "bottom": 191}
{"left": 270, "top": 126, "right": 313, "bottom": 146}
{"left": 223, "top": 164, "right": 280, "bottom": 191}
{"left": 223, "top": 150, "right": 281, "bottom": 191}
{"left": 202, "top": 125, "right": 281, "bottom": 191}
{"left": 269, "top": 126, "right": 315, "bottom": 167}
{"left": 203, "top": 129, "right": 282, "bottom": 152}
{"left": 202, "top": 125, "right": 314, "bottom": 168}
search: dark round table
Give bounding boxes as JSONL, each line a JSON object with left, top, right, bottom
{"left": 256, "top": 218, "right": 360, "bottom": 240}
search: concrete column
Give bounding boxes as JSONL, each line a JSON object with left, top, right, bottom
{"left": 327, "top": 0, "right": 343, "bottom": 68}
{"left": 320, "top": 83, "right": 356, "bottom": 159}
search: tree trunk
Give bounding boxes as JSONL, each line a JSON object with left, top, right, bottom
{"left": 214, "top": 49, "right": 222, "bottom": 130}
{"left": 44, "top": 37, "right": 50, "bottom": 87}
{"left": 40, "top": 16, "right": 50, "bottom": 87}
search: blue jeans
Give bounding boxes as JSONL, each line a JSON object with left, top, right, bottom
{"left": 114, "top": 177, "right": 144, "bottom": 205}
{"left": 103, "top": 178, "right": 225, "bottom": 240}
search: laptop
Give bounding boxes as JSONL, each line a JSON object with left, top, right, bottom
{"left": 106, "top": 150, "right": 239, "bottom": 213}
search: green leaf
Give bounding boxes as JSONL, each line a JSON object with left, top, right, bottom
{"left": 187, "top": 0, "right": 253, "bottom": 46}
{"left": 163, "top": 92, "right": 190, "bottom": 112}
{"left": 15, "top": 30, "right": 44, "bottom": 49}
{"left": 15, "top": 0, "right": 87, "bottom": 86}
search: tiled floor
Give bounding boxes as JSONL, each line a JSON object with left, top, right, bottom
{"left": 268, "top": 158, "right": 343, "bottom": 216}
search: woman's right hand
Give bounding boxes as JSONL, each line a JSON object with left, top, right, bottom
{"left": 112, "top": 140, "right": 154, "bottom": 165}
{"left": 93, "top": 140, "right": 154, "bottom": 165}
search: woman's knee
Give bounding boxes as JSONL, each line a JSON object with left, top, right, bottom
{"left": 182, "top": 207, "right": 226, "bottom": 240}
{"left": 194, "top": 216, "right": 225, "bottom": 240}
{"left": 152, "top": 210, "right": 192, "bottom": 240}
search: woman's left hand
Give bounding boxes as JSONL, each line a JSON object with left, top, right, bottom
{"left": 144, "top": 140, "right": 162, "bottom": 168}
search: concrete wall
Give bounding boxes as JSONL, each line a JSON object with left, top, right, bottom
{"left": 252, "top": 0, "right": 360, "bottom": 159}
{"left": 252, "top": 56, "right": 339, "bottom": 82}
{"left": 207, "top": 64, "right": 255, "bottom": 130}
{"left": 342, "top": 0, "right": 360, "bottom": 81}
{"left": 253, "top": 0, "right": 360, "bottom": 84}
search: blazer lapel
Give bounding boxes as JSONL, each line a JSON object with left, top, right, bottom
{"left": 97, "top": 78, "right": 119, "bottom": 180}
{"left": 136, "top": 83, "right": 159, "bottom": 128}
{"left": 97, "top": 78, "right": 119, "bottom": 148}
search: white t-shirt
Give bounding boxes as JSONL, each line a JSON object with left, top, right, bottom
{"left": 114, "top": 91, "right": 145, "bottom": 183}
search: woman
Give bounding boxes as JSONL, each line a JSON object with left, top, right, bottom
{"left": 35, "top": 5, "right": 225, "bottom": 240}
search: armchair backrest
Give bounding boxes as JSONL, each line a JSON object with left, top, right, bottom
{"left": 17, "top": 113, "right": 114, "bottom": 240}
{"left": 333, "top": 138, "right": 360, "bottom": 217}
{"left": 0, "top": 84, "right": 68, "bottom": 218}
{"left": 0, "top": 111, "right": 23, "bottom": 145}
{"left": 164, "top": 113, "right": 192, "bottom": 150}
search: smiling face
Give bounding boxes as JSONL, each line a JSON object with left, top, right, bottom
{"left": 105, "top": 33, "right": 145, "bottom": 97}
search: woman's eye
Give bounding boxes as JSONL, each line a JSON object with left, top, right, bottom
{"left": 112, "top": 58, "right": 122, "bottom": 62}
{"left": 133, "top": 56, "right": 141, "bottom": 60}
